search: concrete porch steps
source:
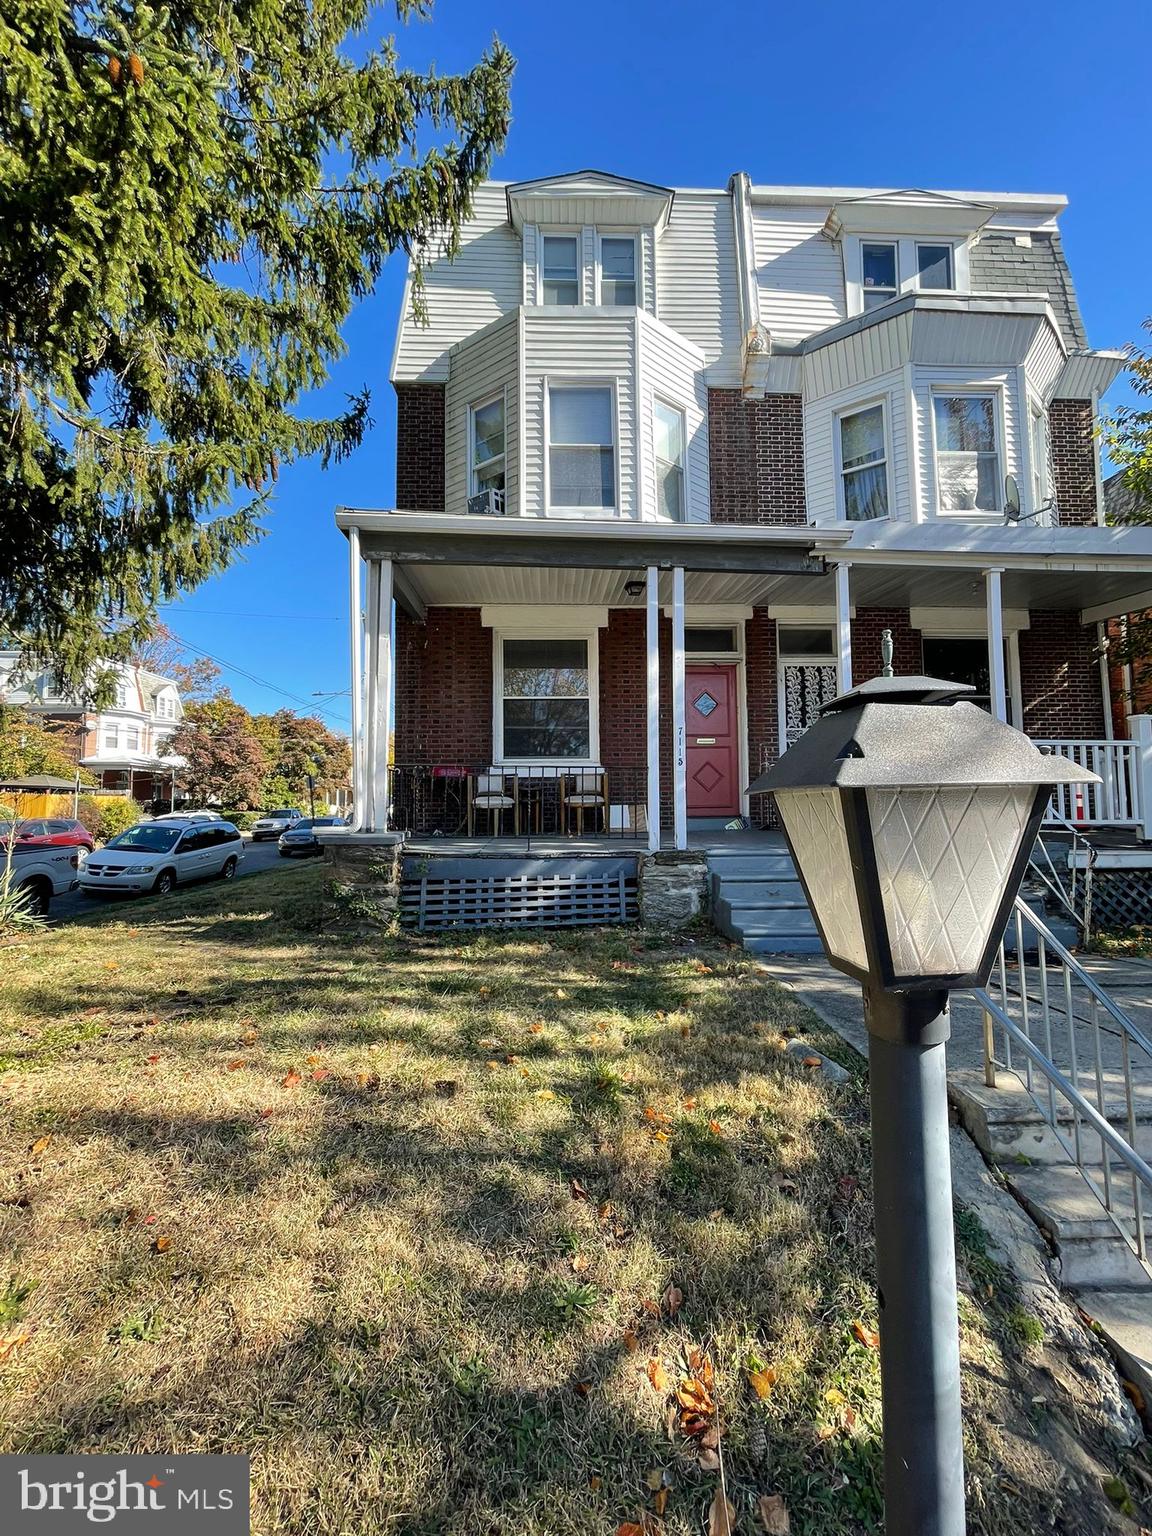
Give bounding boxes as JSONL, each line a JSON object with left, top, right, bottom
{"left": 707, "top": 846, "right": 823, "bottom": 955}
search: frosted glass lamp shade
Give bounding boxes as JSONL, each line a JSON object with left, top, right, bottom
{"left": 866, "top": 784, "right": 1036, "bottom": 980}
{"left": 775, "top": 788, "right": 867, "bottom": 971}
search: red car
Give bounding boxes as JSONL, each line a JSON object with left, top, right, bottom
{"left": 0, "top": 817, "right": 95, "bottom": 854}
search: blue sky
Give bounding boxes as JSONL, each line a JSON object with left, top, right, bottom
{"left": 162, "top": 0, "right": 1152, "bottom": 728}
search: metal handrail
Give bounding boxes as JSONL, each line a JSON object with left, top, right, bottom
{"left": 975, "top": 894, "right": 1151, "bottom": 1274}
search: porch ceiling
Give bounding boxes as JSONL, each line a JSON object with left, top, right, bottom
{"left": 398, "top": 564, "right": 810, "bottom": 609}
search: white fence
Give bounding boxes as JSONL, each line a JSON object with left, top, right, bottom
{"left": 1038, "top": 716, "right": 1152, "bottom": 836}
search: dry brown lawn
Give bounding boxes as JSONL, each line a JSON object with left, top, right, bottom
{"left": 0, "top": 864, "right": 1146, "bottom": 1535}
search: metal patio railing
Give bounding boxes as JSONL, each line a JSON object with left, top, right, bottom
{"left": 975, "top": 897, "right": 1152, "bottom": 1278}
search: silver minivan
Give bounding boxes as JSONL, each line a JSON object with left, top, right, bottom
{"left": 79, "top": 819, "right": 244, "bottom": 896}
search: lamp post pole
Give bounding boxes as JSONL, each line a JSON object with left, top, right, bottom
{"left": 864, "top": 987, "right": 965, "bottom": 1536}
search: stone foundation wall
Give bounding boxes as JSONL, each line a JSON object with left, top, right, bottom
{"left": 638, "top": 853, "right": 709, "bottom": 927}
{"left": 324, "top": 840, "right": 402, "bottom": 927}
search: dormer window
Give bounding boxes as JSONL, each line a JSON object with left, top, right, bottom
{"left": 541, "top": 235, "right": 580, "bottom": 304}
{"left": 862, "top": 243, "right": 898, "bottom": 310}
{"left": 599, "top": 236, "right": 636, "bottom": 305}
{"left": 917, "top": 243, "right": 953, "bottom": 290}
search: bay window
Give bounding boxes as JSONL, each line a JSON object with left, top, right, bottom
{"left": 548, "top": 385, "right": 616, "bottom": 511}
{"left": 838, "top": 403, "right": 889, "bottom": 521}
{"left": 104, "top": 724, "right": 118, "bottom": 749}
{"left": 933, "top": 394, "right": 1000, "bottom": 513}
{"left": 471, "top": 394, "right": 506, "bottom": 501}
{"left": 125, "top": 727, "right": 140, "bottom": 751}
{"left": 599, "top": 236, "right": 636, "bottom": 305}
{"left": 654, "top": 398, "right": 686, "bottom": 520}
{"left": 500, "top": 637, "right": 592, "bottom": 760}
{"left": 541, "top": 235, "right": 579, "bottom": 304}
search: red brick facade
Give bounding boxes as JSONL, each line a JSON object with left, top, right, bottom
{"left": 394, "top": 607, "right": 492, "bottom": 764}
{"left": 850, "top": 608, "right": 923, "bottom": 684}
{"left": 1049, "top": 398, "right": 1099, "bottom": 529}
{"left": 395, "top": 383, "right": 446, "bottom": 512}
{"left": 1018, "top": 609, "right": 1105, "bottom": 737}
{"left": 707, "top": 390, "right": 807, "bottom": 526}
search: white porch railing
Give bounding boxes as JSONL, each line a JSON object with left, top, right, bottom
{"left": 1037, "top": 738, "right": 1143, "bottom": 828}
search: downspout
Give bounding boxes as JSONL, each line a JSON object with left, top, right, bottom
{"left": 346, "top": 524, "right": 366, "bottom": 833}
{"left": 729, "top": 171, "right": 772, "bottom": 398}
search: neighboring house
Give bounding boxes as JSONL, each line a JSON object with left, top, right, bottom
{"left": 334, "top": 169, "right": 1152, "bottom": 891}
{"left": 0, "top": 652, "right": 185, "bottom": 805}
{"left": 1104, "top": 468, "right": 1152, "bottom": 726}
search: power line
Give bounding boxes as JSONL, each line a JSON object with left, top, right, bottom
{"left": 165, "top": 630, "right": 351, "bottom": 727}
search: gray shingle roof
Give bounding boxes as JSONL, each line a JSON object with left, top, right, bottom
{"left": 968, "top": 230, "right": 1087, "bottom": 349}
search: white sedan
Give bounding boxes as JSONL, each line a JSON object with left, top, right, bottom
{"left": 251, "top": 808, "right": 304, "bottom": 841}
{"left": 79, "top": 820, "right": 244, "bottom": 896}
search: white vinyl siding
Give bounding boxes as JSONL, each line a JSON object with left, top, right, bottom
{"left": 655, "top": 191, "right": 742, "bottom": 385}
{"left": 635, "top": 312, "right": 710, "bottom": 522}
{"left": 805, "top": 371, "right": 908, "bottom": 524}
{"left": 522, "top": 223, "right": 539, "bottom": 304}
{"left": 581, "top": 226, "right": 596, "bottom": 306}
{"left": 521, "top": 311, "right": 636, "bottom": 517}
{"left": 639, "top": 227, "right": 656, "bottom": 315}
{"left": 750, "top": 204, "right": 846, "bottom": 345}
{"left": 392, "top": 184, "right": 522, "bottom": 382}
{"left": 445, "top": 311, "right": 519, "bottom": 515}
{"left": 804, "top": 310, "right": 915, "bottom": 401}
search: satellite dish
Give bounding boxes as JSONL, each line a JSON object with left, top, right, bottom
{"left": 1003, "top": 474, "right": 1022, "bottom": 522}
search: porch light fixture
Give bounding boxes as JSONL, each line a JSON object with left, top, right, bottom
{"left": 750, "top": 675, "right": 1097, "bottom": 1536}
{"left": 623, "top": 578, "right": 646, "bottom": 599}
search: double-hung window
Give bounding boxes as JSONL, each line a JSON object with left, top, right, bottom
{"left": 838, "top": 403, "right": 889, "bottom": 521}
{"left": 470, "top": 395, "right": 506, "bottom": 503}
{"left": 548, "top": 385, "right": 615, "bottom": 511}
{"left": 599, "top": 236, "right": 636, "bottom": 305}
{"left": 862, "top": 243, "right": 898, "bottom": 309}
{"left": 125, "top": 727, "right": 140, "bottom": 751}
{"left": 916, "top": 243, "right": 953, "bottom": 290}
{"left": 501, "top": 637, "right": 591, "bottom": 760}
{"left": 104, "top": 724, "right": 118, "bottom": 749}
{"left": 933, "top": 394, "right": 1001, "bottom": 513}
{"left": 541, "top": 235, "right": 580, "bottom": 304}
{"left": 654, "top": 399, "right": 686, "bottom": 521}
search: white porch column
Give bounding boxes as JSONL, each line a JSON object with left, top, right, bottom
{"left": 835, "top": 561, "right": 853, "bottom": 694}
{"left": 1132, "top": 715, "right": 1152, "bottom": 842}
{"left": 371, "top": 559, "right": 394, "bottom": 832}
{"left": 672, "top": 566, "right": 688, "bottom": 850}
{"left": 363, "top": 560, "right": 379, "bottom": 828}
{"left": 1097, "top": 622, "right": 1115, "bottom": 741}
{"left": 347, "top": 527, "right": 365, "bottom": 832}
{"left": 646, "top": 566, "right": 662, "bottom": 853}
{"left": 985, "top": 568, "right": 1007, "bottom": 723}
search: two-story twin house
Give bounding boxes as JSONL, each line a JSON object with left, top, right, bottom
{"left": 0, "top": 651, "right": 185, "bottom": 805}
{"left": 331, "top": 169, "right": 1152, "bottom": 929}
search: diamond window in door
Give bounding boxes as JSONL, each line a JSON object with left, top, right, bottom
{"left": 693, "top": 691, "right": 718, "bottom": 717}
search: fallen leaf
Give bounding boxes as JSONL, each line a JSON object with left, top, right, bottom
{"left": 530, "top": 1023, "right": 544, "bottom": 1034}
{"left": 687, "top": 1346, "right": 714, "bottom": 1388}
{"left": 104, "top": 961, "right": 120, "bottom": 971}
{"left": 708, "top": 1486, "right": 735, "bottom": 1536}
{"left": 227, "top": 1060, "right": 246, "bottom": 1071}
{"left": 655, "top": 1010, "right": 667, "bottom": 1020}
{"left": 699, "top": 1445, "right": 721, "bottom": 1471}
{"left": 616, "top": 1524, "right": 644, "bottom": 1536}
{"left": 486, "top": 1060, "right": 500, "bottom": 1070}
{"left": 852, "top": 1320, "right": 880, "bottom": 1349}
{"left": 680, "top": 1025, "right": 691, "bottom": 1038}
{"left": 28, "top": 1135, "right": 52, "bottom": 1159}
{"left": 146, "top": 1053, "right": 161, "bottom": 1065}
{"left": 708, "top": 1119, "right": 723, "bottom": 1135}
{"left": 677, "top": 1378, "right": 714, "bottom": 1414}
{"left": 623, "top": 1328, "right": 640, "bottom": 1353}
{"left": 758, "top": 1493, "right": 791, "bottom": 1534}
{"left": 663, "top": 1283, "right": 683, "bottom": 1316}
{"left": 357, "top": 1073, "right": 380, "bottom": 1089}
{"left": 520, "top": 1068, "right": 532, "bottom": 1078}
{"left": 679, "top": 1410, "right": 712, "bottom": 1438}
{"left": 652, "top": 1129, "right": 670, "bottom": 1143}
{"left": 306, "top": 1053, "right": 321, "bottom": 1066}
{"left": 505, "top": 1053, "right": 520, "bottom": 1064}
{"left": 572, "top": 1378, "right": 592, "bottom": 1397}
{"left": 640, "top": 1297, "right": 662, "bottom": 1317}
{"left": 682, "top": 1096, "right": 698, "bottom": 1110}
{"left": 0, "top": 1332, "right": 30, "bottom": 1361}
{"left": 1121, "top": 1378, "right": 1146, "bottom": 1414}
{"left": 823, "top": 1387, "right": 846, "bottom": 1407}
{"left": 802, "top": 1055, "right": 822, "bottom": 1069}
{"left": 311, "top": 1068, "right": 331, "bottom": 1082}
{"left": 647, "top": 1357, "right": 669, "bottom": 1392}
{"left": 588, "top": 1475, "right": 602, "bottom": 1491}
{"left": 536, "top": 1089, "right": 556, "bottom": 1101}
{"left": 644, "top": 1469, "right": 665, "bottom": 1492}
{"left": 652, "top": 1487, "right": 668, "bottom": 1516}
{"left": 748, "top": 1366, "right": 777, "bottom": 1400}
{"left": 151, "top": 1235, "right": 171, "bottom": 1253}
{"left": 570, "top": 1178, "right": 590, "bottom": 1201}
{"left": 571, "top": 1254, "right": 590, "bottom": 1274}
{"left": 143, "top": 1214, "right": 157, "bottom": 1225}
{"left": 281, "top": 1070, "right": 302, "bottom": 1089}
{"left": 241, "top": 1030, "right": 259, "bottom": 1045}
{"left": 258, "top": 1108, "right": 274, "bottom": 1120}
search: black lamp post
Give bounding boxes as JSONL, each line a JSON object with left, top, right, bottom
{"left": 750, "top": 675, "right": 1097, "bottom": 1536}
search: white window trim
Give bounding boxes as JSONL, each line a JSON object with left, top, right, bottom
{"left": 492, "top": 621, "right": 601, "bottom": 767}
{"left": 845, "top": 235, "right": 971, "bottom": 316}
{"left": 537, "top": 228, "right": 582, "bottom": 307}
{"left": 468, "top": 388, "right": 508, "bottom": 501}
{"left": 595, "top": 230, "right": 639, "bottom": 308}
{"left": 653, "top": 394, "right": 688, "bottom": 523}
{"left": 834, "top": 396, "right": 892, "bottom": 524}
{"left": 103, "top": 724, "right": 119, "bottom": 748}
{"left": 929, "top": 385, "right": 1006, "bottom": 520}
{"left": 1028, "top": 393, "right": 1051, "bottom": 525}
{"left": 543, "top": 377, "right": 620, "bottom": 519}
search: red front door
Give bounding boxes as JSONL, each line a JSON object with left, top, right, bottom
{"left": 686, "top": 665, "right": 740, "bottom": 816}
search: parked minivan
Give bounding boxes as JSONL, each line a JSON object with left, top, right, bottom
{"left": 79, "top": 819, "right": 244, "bottom": 896}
